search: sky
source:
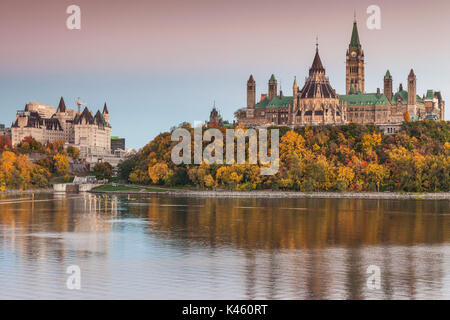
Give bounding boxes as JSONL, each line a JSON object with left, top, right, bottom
{"left": 1, "top": 0, "right": 449, "bottom": 149}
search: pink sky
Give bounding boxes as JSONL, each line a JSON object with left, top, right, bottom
{"left": 2, "top": 0, "right": 450, "bottom": 74}
{"left": 1, "top": 0, "right": 449, "bottom": 146}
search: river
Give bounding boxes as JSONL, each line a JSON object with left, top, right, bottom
{"left": 0, "top": 193, "right": 449, "bottom": 299}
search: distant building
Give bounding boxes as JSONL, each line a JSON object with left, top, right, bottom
{"left": 207, "top": 104, "right": 223, "bottom": 127}
{"left": 11, "top": 97, "right": 111, "bottom": 157}
{"left": 111, "top": 137, "right": 125, "bottom": 152}
{"left": 0, "top": 124, "right": 11, "bottom": 137}
{"left": 207, "top": 103, "right": 233, "bottom": 127}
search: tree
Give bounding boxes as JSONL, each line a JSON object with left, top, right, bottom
{"left": 336, "top": 166, "right": 355, "bottom": 191}
{"left": 404, "top": 110, "right": 410, "bottom": 122}
{"left": 53, "top": 153, "right": 69, "bottom": 175}
{"left": 117, "top": 156, "right": 137, "bottom": 181}
{"left": 364, "top": 163, "right": 388, "bottom": 191}
{"left": 93, "top": 162, "right": 113, "bottom": 180}
{"left": 67, "top": 146, "right": 80, "bottom": 159}
{"left": 17, "top": 136, "right": 43, "bottom": 154}
{"left": 280, "top": 130, "right": 306, "bottom": 162}
{"left": 0, "top": 135, "right": 11, "bottom": 151}
{"left": 129, "top": 169, "right": 150, "bottom": 184}
{"left": 0, "top": 150, "right": 48, "bottom": 190}
{"left": 188, "top": 162, "right": 210, "bottom": 188}
{"left": 148, "top": 162, "right": 172, "bottom": 185}
{"left": 204, "top": 174, "right": 215, "bottom": 189}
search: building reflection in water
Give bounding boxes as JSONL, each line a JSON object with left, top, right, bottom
{"left": 0, "top": 193, "right": 449, "bottom": 299}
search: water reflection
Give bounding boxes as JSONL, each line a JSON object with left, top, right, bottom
{"left": 0, "top": 193, "right": 449, "bottom": 299}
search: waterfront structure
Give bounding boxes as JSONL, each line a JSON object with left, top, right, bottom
{"left": 236, "top": 18, "right": 445, "bottom": 129}
{"left": 11, "top": 97, "right": 111, "bottom": 157}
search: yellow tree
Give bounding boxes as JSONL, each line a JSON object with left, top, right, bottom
{"left": 280, "top": 130, "right": 306, "bottom": 162}
{"left": 15, "top": 154, "right": 34, "bottom": 186}
{"left": 148, "top": 162, "right": 172, "bottom": 184}
{"left": 337, "top": 166, "right": 355, "bottom": 191}
{"left": 53, "top": 153, "right": 69, "bottom": 175}
{"left": 0, "top": 151, "right": 17, "bottom": 179}
{"left": 203, "top": 174, "right": 215, "bottom": 189}
{"left": 0, "top": 172, "right": 6, "bottom": 191}
{"left": 364, "top": 163, "right": 388, "bottom": 192}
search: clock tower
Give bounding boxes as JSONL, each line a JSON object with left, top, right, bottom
{"left": 346, "top": 18, "right": 365, "bottom": 94}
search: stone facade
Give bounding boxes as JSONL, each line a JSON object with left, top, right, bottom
{"left": 11, "top": 97, "right": 111, "bottom": 157}
{"left": 236, "top": 18, "right": 445, "bottom": 127}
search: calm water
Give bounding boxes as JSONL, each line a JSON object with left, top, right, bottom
{"left": 0, "top": 193, "right": 449, "bottom": 300}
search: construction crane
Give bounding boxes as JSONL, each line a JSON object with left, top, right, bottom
{"left": 75, "top": 97, "right": 87, "bottom": 113}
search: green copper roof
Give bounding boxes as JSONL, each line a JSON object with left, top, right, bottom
{"left": 269, "top": 74, "right": 276, "bottom": 83}
{"left": 384, "top": 70, "right": 392, "bottom": 79}
{"left": 255, "top": 96, "right": 292, "bottom": 109}
{"left": 349, "top": 22, "right": 361, "bottom": 49}
{"left": 349, "top": 84, "right": 355, "bottom": 94}
{"left": 340, "top": 92, "right": 391, "bottom": 106}
{"left": 393, "top": 90, "right": 408, "bottom": 102}
{"left": 416, "top": 95, "right": 424, "bottom": 105}
{"left": 392, "top": 90, "right": 425, "bottom": 106}
{"left": 425, "top": 90, "right": 434, "bottom": 100}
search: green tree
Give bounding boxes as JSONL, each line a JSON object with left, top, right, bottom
{"left": 93, "top": 162, "right": 113, "bottom": 180}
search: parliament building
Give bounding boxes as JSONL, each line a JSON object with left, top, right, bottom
{"left": 235, "top": 19, "right": 445, "bottom": 131}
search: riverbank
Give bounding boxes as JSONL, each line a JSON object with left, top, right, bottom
{"left": 89, "top": 187, "right": 450, "bottom": 200}
{"left": 2, "top": 186, "right": 448, "bottom": 200}
{"left": 0, "top": 188, "right": 54, "bottom": 195}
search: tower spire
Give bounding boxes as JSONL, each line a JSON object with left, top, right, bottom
{"left": 346, "top": 16, "right": 365, "bottom": 94}
{"left": 315, "top": 36, "right": 319, "bottom": 52}
{"left": 310, "top": 42, "right": 325, "bottom": 75}
{"left": 350, "top": 19, "right": 361, "bottom": 49}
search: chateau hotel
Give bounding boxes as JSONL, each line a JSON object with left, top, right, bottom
{"left": 235, "top": 19, "right": 445, "bottom": 131}
{"left": 11, "top": 97, "right": 111, "bottom": 157}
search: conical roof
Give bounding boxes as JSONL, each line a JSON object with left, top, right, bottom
{"left": 56, "top": 97, "right": 66, "bottom": 113}
{"left": 103, "top": 103, "right": 109, "bottom": 114}
{"left": 75, "top": 107, "right": 94, "bottom": 124}
{"left": 349, "top": 84, "right": 355, "bottom": 94}
{"left": 349, "top": 21, "right": 361, "bottom": 50}
{"left": 384, "top": 70, "right": 392, "bottom": 79}
{"left": 309, "top": 47, "right": 325, "bottom": 76}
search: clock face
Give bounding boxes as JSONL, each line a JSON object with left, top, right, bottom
{"left": 351, "top": 51, "right": 357, "bottom": 57}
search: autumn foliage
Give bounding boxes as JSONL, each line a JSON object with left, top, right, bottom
{"left": 120, "top": 121, "right": 449, "bottom": 192}
{"left": 0, "top": 151, "right": 50, "bottom": 190}
{"left": 0, "top": 136, "right": 83, "bottom": 190}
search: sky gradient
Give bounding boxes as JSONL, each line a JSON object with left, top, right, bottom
{"left": 1, "top": 0, "right": 449, "bottom": 148}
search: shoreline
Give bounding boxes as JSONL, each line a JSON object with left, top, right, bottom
{"left": 1, "top": 188, "right": 449, "bottom": 200}
{"left": 0, "top": 188, "right": 54, "bottom": 195}
{"left": 89, "top": 189, "right": 450, "bottom": 200}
